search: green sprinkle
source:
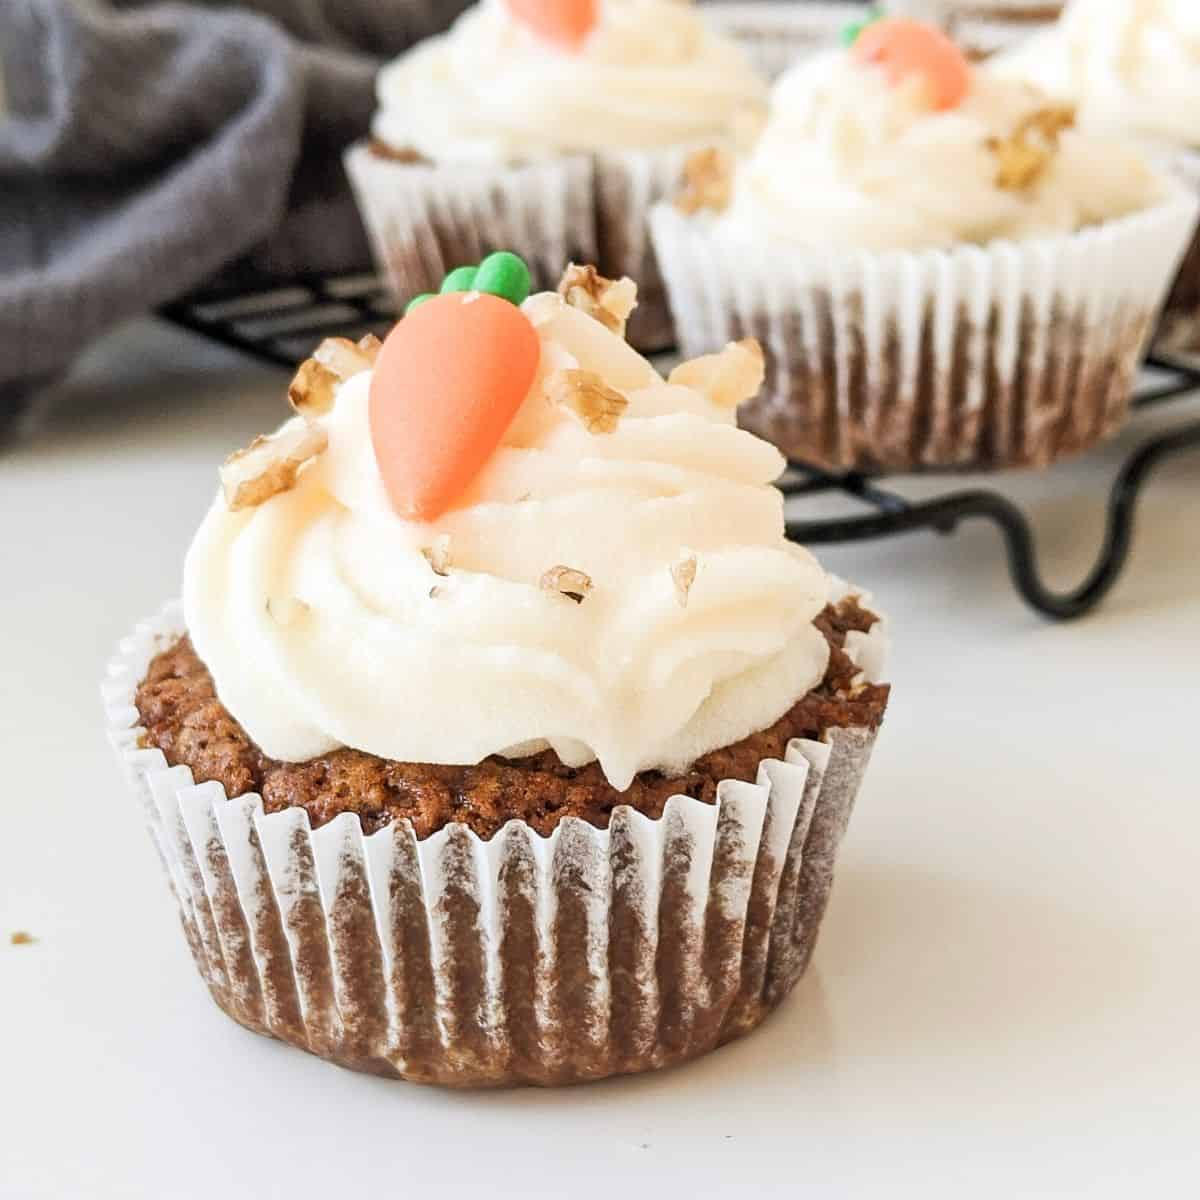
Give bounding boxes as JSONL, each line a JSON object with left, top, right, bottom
{"left": 405, "top": 292, "right": 436, "bottom": 315}
{"left": 473, "top": 251, "right": 532, "bottom": 307}
{"left": 440, "top": 265, "right": 479, "bottom": 294}
{"left": 841, "top": 7, "right": 882, "bottom": 46}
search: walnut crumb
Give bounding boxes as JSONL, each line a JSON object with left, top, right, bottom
{"left": 669, "top": 339, "right": 765, "bottom": 409}
{"left": 675, "top": 146, "right": 734, "bottom": 215}
{"left": 540, "top": 565, "right": 593, "bottom": 603}
{"left": 547, "top": 369, "right": 628, "bottom": 434}
{"left": 9, "top": 931, "right": 35, "bottom": 946}
{"left": 220, "top": 423, "right": 328, "bottom": 512}
{"left": 988, "top": 104, "right": 1075, "bottom": 191}
{"left": 287, "top": 358, "right": 337, "bottom": 418}
{"left": 421, "top": 535, "right": 452, "bottom": 576}
{"left": 671, "top": 555, "right": 697, "bottom": 608}
{"left": 265, "top": 596, "right": 310, "bottom": 627}
{"left": 557, "top": 264, "right": 639, "bottom": 336}
{"left": 289, "top": 335, "right": 380, "bottom": 418}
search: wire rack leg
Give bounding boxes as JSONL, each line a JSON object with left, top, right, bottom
{"left": 786, "top": 423, "right": 1200, "bottom": 620}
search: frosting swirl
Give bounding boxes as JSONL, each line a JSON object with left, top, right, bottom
{"left": 996, "top": 0, "right": 1200, "bottom": 150}
{"left": 371, "top": 0, "right": 767, "bottom": 162}
{"left": 184, "top": 294, "right": 832, "bottom": 790}
{"left": 720, "top": 47, "right": 1167, "bottom": 251}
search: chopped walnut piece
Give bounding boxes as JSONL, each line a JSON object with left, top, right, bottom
{"left": 675, "top": 146, "right": 734, "bottom": 215}
{"left": 988, "top": 104, "right": 1076, "bottom": 191}
{"left": 421, "top": 535, "right": 452, "bottom": 576}
{"left": 669, "top": 338, "right": 765, "bottom": 409}
{"left": 547, "top": 369, "right": 628, "bottom": 434}
{"left": 290, "top": 335, "right": 380, "bottom": 418}
{"left": 557, "top": 263, "right": 639, "bottom": 335}
{"left": 671, "top": 555, "right": 697, "bottom": 609}
{"left": 314, "top": 335, "right": 378, "bottom": 380}
{"left": 540, "top": 565, "right": 593, "bottom": 603}
{"left": 220, "top": 423, "right": 328, "bottom": 512}
{"left": 9, "top": 931, "right": 35, "bottom": 946}
{"left": 287, "top": 358, "right": 337, "bottom": 418}
{"left": 265, "top": 596, "right": 310, "bottom": 627}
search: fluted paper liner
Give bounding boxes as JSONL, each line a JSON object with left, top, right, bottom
{"left": 344, "top": 139, "right": 704, "bottom": 353}
{"left": 1157, "top": 152, "right": 1200, "bottom": 358}
{"left": 703, "top": 2, "right": 863, "bottom": 80}
{"left": 344, "top": 143, "right": 598, "bottom": 313}
{"left": 103, "top": 602, "right": 879, "bottom": 1088}
{"left": 651, "top": 186, "right": 1199, "bottom": 470}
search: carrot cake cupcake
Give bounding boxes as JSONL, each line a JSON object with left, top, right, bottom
{"left": 651, "top": 16, "right": 1197, "bottom": 470}
{"left": 104, "top": 252, "right": 890, "bottom": 1087}
{"left": 345, "top": 0, "right": 767, "bottom": 351}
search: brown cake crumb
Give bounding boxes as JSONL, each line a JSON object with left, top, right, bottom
{"left": 135, "top": 598, "right": 888, "bottom": 840}
{"left": 367, "top": 139, "right": 427, "bottom": 164}
{"left": 10, "top": 932, "right": 35, "bottom": 946}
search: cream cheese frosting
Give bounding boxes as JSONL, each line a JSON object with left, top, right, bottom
{"left": 995, "top": 0, "right": 1200, "bottom": 150}
{"left": 719, "top": 46, "right": 1167, "bottom": 251}
{"left": 184, "top": 293, "right": 834, "bottom": 791}
{"left": 371, "top": 0, "right": 768, "bottom": 162}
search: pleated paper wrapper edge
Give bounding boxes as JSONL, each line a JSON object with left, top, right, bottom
{"left": 344, "top": 139, "right": 704, "bottom": 353}
{"left": 703, "top": 2, "right": 870, "bottom": 80}
{"left": 650, "top": 185, "right": 1199, "bottom": 471}
{"left": 103, "top": 600, "right": 880, "bottom": 1088}
{"left": 1157, "top": 150, "right": 1200, "bottom": 358}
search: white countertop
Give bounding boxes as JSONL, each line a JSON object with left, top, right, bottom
{"left": 3, "top": 319, "right": 1199, "bottom": 1199}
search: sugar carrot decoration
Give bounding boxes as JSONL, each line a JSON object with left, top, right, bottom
{"left": 370, "top": 255, "right": 540, "bottom": 522}
{"left": 852, "top": 17, "right": 971, "bottom": 111}
{"left": 505, "top": 0, "right": 599, "bottom": 51}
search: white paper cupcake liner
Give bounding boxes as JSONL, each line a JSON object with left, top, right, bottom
{"left": 103, "top": 601, "right": 884, "bottom": 1087}
{"left": 651, "top": 186, "right": 1199, "bottom": 470}
{"left": 344, "top": 140, "right": 692, "bottom": 352}
{"left": 702, "top": 3, "right": 865, "bottom": 81}
{"left": 879, "top": 2, "right": 1063, "bottom": 56}
{"left": 1156, "top": 151, "right": 1200, "bottom": 358}
{"left": 593, "top": 142, "right": 713, "bottom": 351}
{"left": 344, "top": 142, "right": 598, "bottom": 309}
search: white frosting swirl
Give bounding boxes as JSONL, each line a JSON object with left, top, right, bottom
{"left": 371, "top": 0, "right": 767, "bottom": 162}
{"left": 720, "top": 48, "right": 1167, "bottom": 251}
{"left": 184, "top": 294, "right": 833, "bottom": 791}
{"left": 996, "top": 0, "right": 1200, "bottom": 150}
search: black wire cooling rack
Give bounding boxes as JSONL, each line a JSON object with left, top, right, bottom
{"left": 160, "top": 271, "right": 1200, "bottom": 621}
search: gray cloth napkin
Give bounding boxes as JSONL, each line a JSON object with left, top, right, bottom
{"left": 0, "top": 0, "right": 468, "bottom": 399}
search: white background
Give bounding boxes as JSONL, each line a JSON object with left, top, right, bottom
{"left": 2, "top": 320, "right": 1198, "bottom": 1198}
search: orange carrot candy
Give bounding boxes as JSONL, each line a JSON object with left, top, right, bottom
{"left": 850, "top": 17, "right": 972, "bottom": 112}
{"left": 369, "top": 253, "right": 541, "bottom": 523}
{"left": 505, "top": 0, "right": 599, "bottom": 51}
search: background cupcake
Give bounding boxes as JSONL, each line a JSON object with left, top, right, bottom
{"left": 995, "top": 0, "right": 1200, "bottom": 355}
{"left": 104, "top": 254, "right": 889, "bottom": 1087}
{"left": 883, "top": 1, "right": 1064, "bottom": 56}
{"left": 703, "top": 2, "right": 871, "bottom": 81}
{"left": 652, "top": 16, "right": 1197, "bottom": 472}
{"left": 345, "top": 0, "right": 767, "bottom": 351}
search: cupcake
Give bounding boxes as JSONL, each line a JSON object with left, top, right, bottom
{"left": 651, "top": 16, "right": 1198, "bottom": 472}
{"left": 882, "top": 1, "right": 1064, "bottom": 56}
{"left": 995, "top": 0, "right": 1200, "bottom": 354}
{"left": 103, "top": 252, "right": 890, "bottom": 1087}
{"left": 702, "top": 2, "right": 872, "bottom": 81}
{"left": 344, "top": 0, "right": 767, "bottom": 353}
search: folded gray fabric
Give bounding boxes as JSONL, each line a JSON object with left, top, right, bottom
{"left": 0, "top": 0, "right": 467, "bottom": 398}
